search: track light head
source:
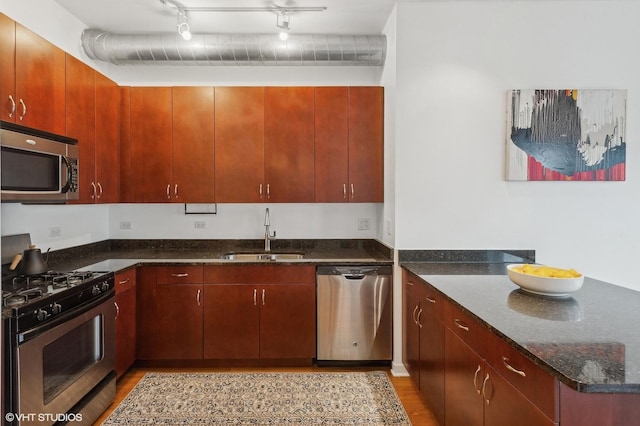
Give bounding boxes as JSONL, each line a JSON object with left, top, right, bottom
{"left": 276, "top": 11, "right": 290, "bottom": 41}
{"left": 177, "top": 10, "right": 191, "bottom": 40}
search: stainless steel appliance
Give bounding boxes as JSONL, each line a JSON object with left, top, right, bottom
{"left": 316, "top": 265, "right": 392, "bottom": 364}
{"left": 2, "top": 234, "right": 115, "bottom": 426}
{"left": 0, "top": 121, "right": 79, "bottom": 203}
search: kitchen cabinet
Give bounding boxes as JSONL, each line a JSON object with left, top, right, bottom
{"left": 403, "top": 270, "right": 445, "bottom": 426}
{"left": 264, "top": 87, "right": 315, "bottom": 202}
{"left": 65, "top": 55, "right": 96, "bottom": 203}
{"left": 315, "top": 87, "right": 384, "bottom": 202}
{"left": 121, "top": 87, "right": 215, "bottom": 202}
{"left": 123, "top": 87, "right": 173, "bottom": 202}
{"left": 114, "top": 268, "right": 136, "bottom": 378}
{"left": 214, "top": 86, "right": 265, "bottom": 202}
{"left": 171, "top": 86, "right": 215, "bottom": 202}
{"left": 0, "top": 14, "right": 65, "bottom": 134}
{"left": 136, "top": 266, "right": 157, "bottom": 360}
{"left": 93, "top": 72, "right": 120, "bottom": 203}
{"left": 203, "top": 265, "right": 316, "bottom": 361}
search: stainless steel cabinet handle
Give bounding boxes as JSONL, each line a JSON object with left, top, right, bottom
{"left": 343, "top": 183, "right": 347, "bottom": 199}
{"left": 8, "top": 95, "right": 15, "bottom": 118}
{"left": 171, "top": 273, "right": 189, "bottom": 278}
{"left": 406, "top": 280, "right": 414, "bottom": 286}
{"left": 259, "top": 184, "right": 263, "bottom": 198}
{"left": 473, "top": 365, "right": 482, "bottom": 394}
{"left": 253, "top": 289, "right": 257, "bottom": 306}
{"left": 416, "top": 308, "right": 423, "bottom": 328}
{"left": 18, "top": 98, "right": 26, "bottom": 121}
{"left": 90, "top": 182, "right": 97, "bottom": 199}
{"left": 412, "top": 305, "right": 419, "bottom": 325}
{"left": 166, "top": 184, "right": 171, "bottom": 199}
{"left": 481, "top": 373, "right": 491, "bottom": 405}
{"left": 196, "top": 289, "right": 201, "bottom": 306}
{"left": 425, "top": 296, "right": 436, "bottom": 304}
{"left": 454, "top": 319, "right": 470, "bottom": 332}
{"left": 266, "top": 184, "right": 270, "bottom": 199}
{"left": 262, "top": 289, "right": 266, "bottom": 306}
{"left": 118, "top": 278, "right": 130, "bottom": 285}
{"left": 114, "top": 301, "right": 120, "bottom": 320}
{"left": 350, "top": 183, "right": 354, "bottom": 199}
{"left": 502, "top": 356, "right": 526, "bottom": 377}
{"left": 97, "top": 182, "right": 103, "bottom": 198}
{"left": 174, "top": 184, "right": 178, "bottom": 198}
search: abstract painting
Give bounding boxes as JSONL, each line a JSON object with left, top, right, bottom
{"left": 507, "top": 89, "right": 627, "bottom": 181}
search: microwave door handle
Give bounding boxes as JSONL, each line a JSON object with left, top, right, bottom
{"left": 60, "top": 155, "right": 73, "bottom": 193}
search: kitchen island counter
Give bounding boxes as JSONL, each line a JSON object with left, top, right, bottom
{"left": 401, "top": 261, "right": 640, "bottom": 394}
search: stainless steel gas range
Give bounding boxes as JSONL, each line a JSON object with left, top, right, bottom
{"left": 2, "top": 235, "right": 116, "bottom": 426}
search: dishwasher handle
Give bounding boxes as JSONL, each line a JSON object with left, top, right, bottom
{"left": 344, "top": 274, "right": 366, "bottom": 280}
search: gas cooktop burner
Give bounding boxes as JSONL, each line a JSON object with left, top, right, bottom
{"left": 3, "top": 287, "right": 48, "bottom": 307}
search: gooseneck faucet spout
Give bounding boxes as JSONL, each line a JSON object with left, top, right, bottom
{"left": 264, "top": 208, "right": 276, "bottom": 252}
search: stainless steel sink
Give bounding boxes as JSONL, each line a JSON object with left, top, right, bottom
{"left": 220, "top": 252, "right": 305, "bottom": 261}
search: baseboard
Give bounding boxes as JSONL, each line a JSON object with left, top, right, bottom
{"left": 390, "top": 361, "right": 409, "bottom": 377}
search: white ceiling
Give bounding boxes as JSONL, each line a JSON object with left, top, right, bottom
{"left": 54, "top": 0, "right": 398, "bottom": 36}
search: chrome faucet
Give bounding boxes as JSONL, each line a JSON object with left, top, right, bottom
{"left": 264, "top": 208, "right": 276, "bottom": 251}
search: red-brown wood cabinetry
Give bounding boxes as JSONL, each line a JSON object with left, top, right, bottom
{"left": 0, "top": 14, "right": 65, "bottom": 134}
{"left": 94, "top": 72, "right": 120, "bottom": 203}
{"left": 115, "top": 268, "right": 136, "bottom": 378}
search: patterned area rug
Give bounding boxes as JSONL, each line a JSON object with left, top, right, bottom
{"left": 102, "top": 371, "right": 411, "bottom": 425}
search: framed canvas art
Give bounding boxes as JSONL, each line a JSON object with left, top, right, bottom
{"left": 507, "top": 89, "right": 627, "bottom": 181}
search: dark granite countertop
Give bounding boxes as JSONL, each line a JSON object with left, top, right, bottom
{"left": 401, "top": 260, "right": 640, "bottom": 394}
{"left": 44, "top": 239, "right": 393, "bottom": 272}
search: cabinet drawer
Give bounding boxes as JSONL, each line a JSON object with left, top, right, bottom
{"left": 487, "top": 333, "right": 559, "bottom": 421}
{"left": 156, "top": 265, "right": 203, "bottom": 284}
{"left": 114, "top": 267, "right": 136, "bottom": 295}
{"left": 204, "top": 265, "right": 315, "bottom": 284}
{"left": 421, "top": 280, "right": 445, "bottom": 322}
{"left": 444, "top": 301, "right": 491, "bottom": 356}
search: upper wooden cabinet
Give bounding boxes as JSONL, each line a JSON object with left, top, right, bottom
{"left": 264, "top": 87, "right": 315, "bottom": 202}
{"left": 214, "top": 87, "right": 265, "bottom": 202}
{"left": 172, "top": 86, "right": 215, "bottom": 203}
{"left": 0, "top": 15, "right": 65, "bottom": 134}
{"left": 315, "top": 87, "right": 384, "bottom": 202}
{"left": 94, "top": 72, "right": 120, "bottom": 203}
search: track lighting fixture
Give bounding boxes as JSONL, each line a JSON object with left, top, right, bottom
{"left": 276, "top": 11, "right": 290, "bottom": 41}
{"left": 177, "top": 9, "right": 191, "bottom": 40}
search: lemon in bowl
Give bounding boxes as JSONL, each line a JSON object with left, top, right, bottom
{"left": 506, "top": 264, "right": 584, "bottom": 297}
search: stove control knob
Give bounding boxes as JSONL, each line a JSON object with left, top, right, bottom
{"left": 51, "top": 303, "right": 62, "bottom": 315}
{"left": 91, "top": 285, "right": 100, "bottom": 296}
{"left": 101, "top": 282, "right": 110, "bottom": 292}
{"left": 36, "top": 309, "right": 50, "bottom": 321}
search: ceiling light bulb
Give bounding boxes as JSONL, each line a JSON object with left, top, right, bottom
{"left": 279, "top": 31, "right": 289, "bottom": 41}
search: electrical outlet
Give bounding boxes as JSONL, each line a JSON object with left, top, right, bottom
{"left": 49, "top": 226, "right": 62, "bottom": 237}
{"left": 194, "top": 221, "right": 206, "bottom": 229}
{"left": 120, "top": 221, "right": 132, "bottom": 230}
{"left": 357, "top": 218, "right": 371, "bottom": 231}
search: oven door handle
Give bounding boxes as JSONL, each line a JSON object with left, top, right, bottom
{"left": 17, "top": 291, "right": 114, "bottom": 344}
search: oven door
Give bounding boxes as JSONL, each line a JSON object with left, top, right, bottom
{"left": 15, "top": 295, "right": 115, "bottom": 424}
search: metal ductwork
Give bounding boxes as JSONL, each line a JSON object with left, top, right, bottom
{"left": 81, "top": 29, "right": 386, "bottom": 66}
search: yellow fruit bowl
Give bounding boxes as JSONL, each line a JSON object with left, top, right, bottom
{"left": 506, "top": 264, "right": 584, "bottom": 297}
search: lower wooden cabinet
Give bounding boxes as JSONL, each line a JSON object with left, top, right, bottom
{"left": 114, "top": 268, "right": 137, "bottom": 377}
{"left": 136, "top": 264, "right": 316, "bottom": 363}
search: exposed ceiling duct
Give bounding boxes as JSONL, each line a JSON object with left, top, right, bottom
{"left": 80, "top": 29, "right": 386, "bottom": 66}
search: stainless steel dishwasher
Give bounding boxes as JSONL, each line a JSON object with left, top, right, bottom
{"left": 316, "top": 265, "right": 393, "bottom": 364}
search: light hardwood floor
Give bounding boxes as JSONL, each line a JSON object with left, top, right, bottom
{"left": 94, "top": 366, "right": 439, "bottom": 425}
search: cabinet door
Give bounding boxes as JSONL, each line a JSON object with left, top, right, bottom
{"left": 202, "top": 284, "right": 260, "bottom": 359}
{"left": 115, "top": 269, "right": 136, "bottom": 378}
{"left": 136, "top": 267, "right": 157, "bottom": 360}
{"left": 403, "top": 278, "right": 421, "bottom": 387}
{"left": 14, "top": 23, "right": 65, "bottom": 134}
{"left": 259, "top": 283, "right": 316, "bottom": 359}
{"left": 348, "top": 87, "right": 384, "bottom": 202}
{"left": 0, "top": 13, "right": 16, "bottom": 123}
{"left": 172, "top": 86, "right": 215, "bottom": 203}
{"left": 420, "top": 307, "right": 446, "bottom": 426}
{"left": 95, "top": 72, "right": 120, "bottom": 203}
{"left": 445, "top": 329, "right": 484, "bottom": 426}
{"left": 155, "top": 284, "right": 203, "bottom": 359}
{"left": 128, "top": 87, "right": 173, "bottom": 202}
{"left": 315, "top": 87, "right": 349, "bottom": 202}
{"left": 214, "top": 87, "right": 265, "bottom": 202}
{"left": 264, "top": 87, "right": 315, "bottom": 202}
{"left": 65, "top": 55, "right": 96, "bottom": 203}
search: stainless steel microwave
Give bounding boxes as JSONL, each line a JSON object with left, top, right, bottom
{"left": 1, "top": 122, "right": 79, "bottom": 203}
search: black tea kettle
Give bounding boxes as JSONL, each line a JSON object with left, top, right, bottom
{"left": 10, "top": 244, "right": 49, "bottom": 276}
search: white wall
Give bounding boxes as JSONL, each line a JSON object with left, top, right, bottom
{"left": 395, "top": 0, "right": 640, "bottom": 291}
